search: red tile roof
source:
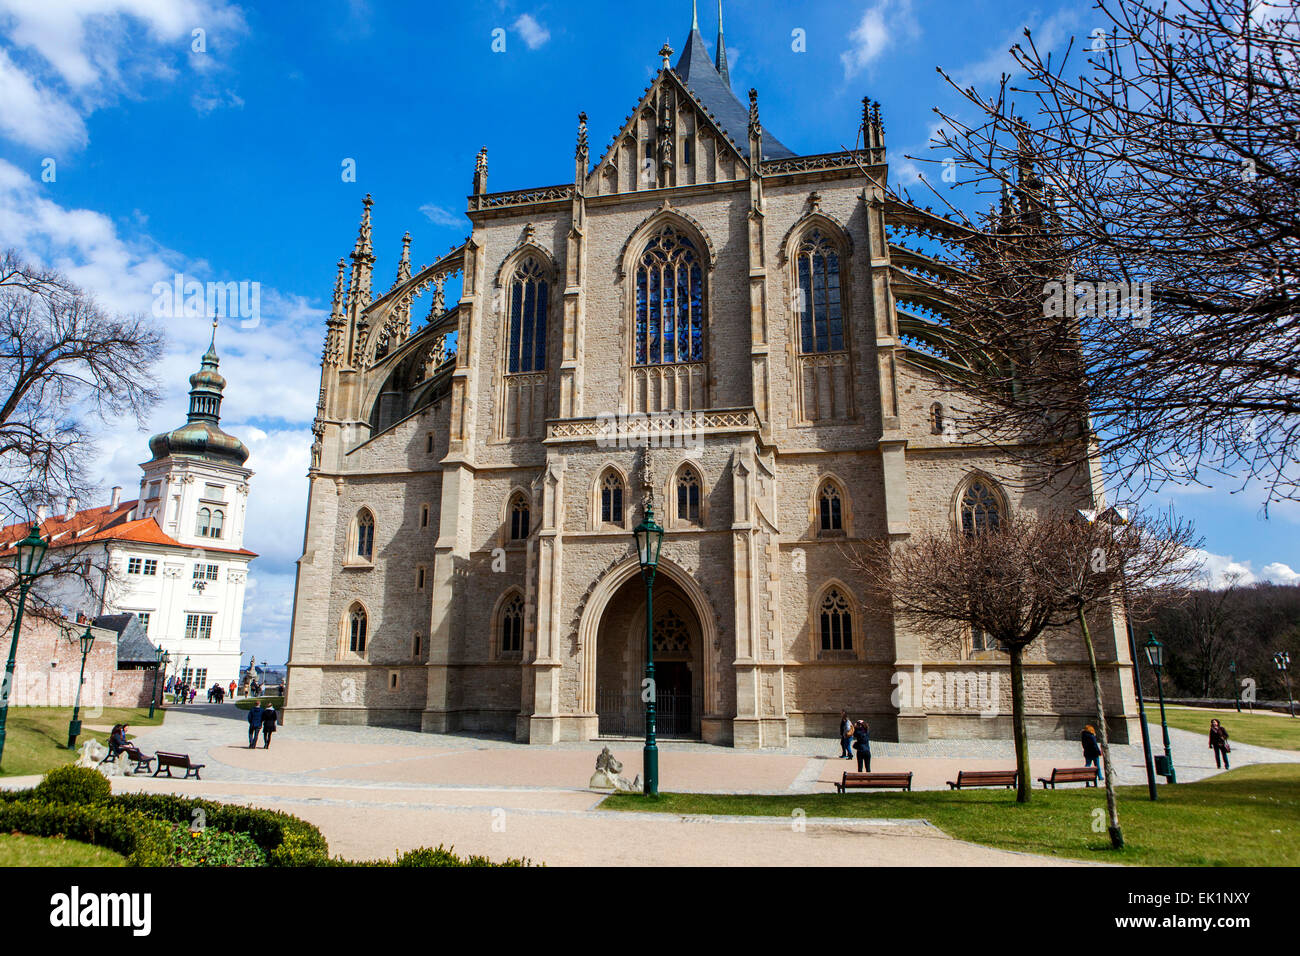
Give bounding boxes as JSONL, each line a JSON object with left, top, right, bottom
{"left": 0, "top": 500, "right": 256, "bottom": 558}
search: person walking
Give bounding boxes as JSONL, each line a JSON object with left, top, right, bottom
{"left": 1081, "top": 724, "right": 1103, "bottom": 781}
{"left": 838, "top": 711, "right": 854, "bottom": 759}
{"left": 228, "top": 679, "right": 237, "bottom": 701}
{"left": 247, "top": 701, "right": 263, "bottom": 749}
{"left": 852, "top": 720, "right": 871, "bottom": 772}
{"left": 261, "top": 702, "right": 278, "bottom": 749}
{"left": 1209, "top": 719, "right": 1231, "bottom": 769}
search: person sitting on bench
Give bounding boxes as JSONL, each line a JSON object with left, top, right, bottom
{"left": 107, "top": 724, "right": 128, "bottom": 759}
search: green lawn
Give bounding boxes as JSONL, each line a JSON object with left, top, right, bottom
{"left": 235, "top": 696, "right": 284, "bottom": 710}
{"left": 1162, "top": 704, "right": 1300, "bottom": 751}
{"left": 0, "top": 706, "right": 164, "bottom": 777}
{"left": 0, "top": 833, "right": 126, "bottom": 867}
{"left": 602, "top": 764, "right": 1300, "bottom": 866}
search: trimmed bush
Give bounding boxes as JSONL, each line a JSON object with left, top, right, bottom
{"left": 0, "top": 800, "right": 170, "bottom": 866}
{"left": 33, "top": 765, "right": 112, "bottom": 806}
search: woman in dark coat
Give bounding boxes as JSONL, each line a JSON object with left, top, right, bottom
{"left": 852, "top": 720, "right": 871, "bottom": 773}
{"left": 1081, "top": 725, "right": 1102, "bottom": 781}
{"left": 1209, "top": 719, "right": 1231, "bottom": 769}
{"left": 260, "top": 703, "right": 278, "bottom": 748}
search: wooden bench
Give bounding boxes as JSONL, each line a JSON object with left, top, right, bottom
{"left": 947, "top": 769, "right": 1019, "bottom": 790}
{"left": 152, "top": 751, "right": 205, "bottom": 780}
{"left": 106, "top": 743, "right": 154, "bottom": 775}
{"left": 1037, "top": 766, "right": 1098, "bottom": 789}
{"left": 835, "top": 771, "right": 913, "bottom": 792}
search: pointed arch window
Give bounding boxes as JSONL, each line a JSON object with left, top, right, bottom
{"left": 601, "top": 472, "right": 625, "bottom": 525}
{"left": 796, "top": 229, "right": 844, "bottom": 354}
{"left": 499, "top": 593, "right": 524, "bottom": 657}
{"left": 506, "top": 257, "right": 548, "bottom": 374}
{"left": 959, "top": 479, "right": 1002, "bottom": 535}
{"left": 509, "top": 493, "right": 530, "bottom": 540}
{"left": 676, "top": 466, "right": 701, "bottom": 525}
{"left": 818, "top": 481, "right": 844, "bottom": 534}
{"left": 348, "top": 604, "right": 368, "bottom": 655}
{"left": 819, "top": 588, "right": 853, "bottom": 652}
{"left": 355, "top": 509, "right": 375, "bottom": 561}
{"left": 635, "top": 226, "right": 704, "bottom": 366}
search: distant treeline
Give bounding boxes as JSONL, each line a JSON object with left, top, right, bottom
{"left": 1134, "top": 583, "right": 1300, "bottom": 701}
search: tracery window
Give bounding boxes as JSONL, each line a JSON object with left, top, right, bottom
{"left": 509, "top": 493, "right": 530, "bottom": 541}
{"left": 601, "top": 472, "right": 624, "bottom": 525}
{"left": 347, "top": 604, "right": 367, "bottom": 655}
{"left": 652, "top": 608, "right": 691, "bottom": 656}
{"left": 506, "top": 258, "right": 548, "bottom": 374}
{"left": 796, "top": 230, "right": 844, "bottom": 354}
{"left": 499, "top": 593, "right": 524, "bottom": 656}
{"left": 959, "top": 479, "right": 1002, "bottom": 535}
{"left": 819, "top": 588, "right": 853, "bottom": 652}
{"left": 676, "top": 466, "right": 701, "bottom": 525}
{"left": 635, "top": 226, "right": 704, "bottom": 367}
{"left": 818, "top": 480, "right": 844, "bottom": 534}
{"left": 355, "top": 510, "right": 375, "bottom": 561}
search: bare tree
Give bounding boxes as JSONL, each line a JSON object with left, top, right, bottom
{"left": 0, "top": 250, "right": 163, "bottom": 614}
{"left": 908, "top": 0, "right": 1300, "bottom": 504}
{"left": 1049, "top": 507, "right": 1198, "bottom": 847}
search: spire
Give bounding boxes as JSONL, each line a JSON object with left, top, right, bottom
{"left": 394, "top": 231, "right": 412, "bottom": 287}
{"left": 715, "top": 0, "right": 730, "bottom": 86}
{"left": 473, "top": 147, "right": 489, "bottom": 194}
{"left": 348, "top": 194, "right": 375, "bottom": 309}
{"left": 575, "top": 111, "right": 589, "bottom": 186}
{"left": 692, "top": 0, "right": 698, "bottom": 29}
{"left": 188, "top": 319, "right": 226, "bottom": 425}
{"left": 324, "top": 258, "right": 346, "bottom": 367}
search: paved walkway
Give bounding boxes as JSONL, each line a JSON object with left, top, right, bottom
{"left": 10, "top": 704, "right": 1296, "bottom": 866}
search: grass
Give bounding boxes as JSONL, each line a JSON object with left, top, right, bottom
{"left": 0, "top": 832, "right": 126, "bottom": 867}
{"left": 234, "top": 696, "right": 284, "bottom": 710}
{"left": 0, "top": 706, "right": 165, "bottom": 778}
{"left": 601, "top": 764, "right": 1300, "bottom": 866}
{"left": 1161, "top": 704, "right": 1300, "bottom": 751}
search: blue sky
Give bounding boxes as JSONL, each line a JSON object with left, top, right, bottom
{"left": 1, "top": 0, "right": 1295, "bottom": 665}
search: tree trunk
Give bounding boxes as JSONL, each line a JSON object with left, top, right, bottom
{"left": 1009, "top": 643, "right": 1031, "bottom": 803}
{"left": 1078, "top": 606, "right": 1124, "bottom": 849}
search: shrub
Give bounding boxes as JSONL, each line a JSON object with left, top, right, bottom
{"left": 344, "top": 844, "right": 532, "bottom": 867}
{"left": 0, "top": 800, "right": 170, "bottom": 866}
{"left": 162, "top": 823, "right": 266, "bottom": 867}
{"left": 33, "top": 765, "right": 112, "bottom": 806}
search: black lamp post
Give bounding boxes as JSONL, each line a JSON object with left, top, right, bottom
{"left": 0, "top": 525, "right": 48, "bottom": 769}
{"left": 149, "top": 648, "right": 169, "bottom": 720}
{"left": 1230, "top": 660, "right": 1240, "bottom": 713}
{"left": 1275, "top": 651, "right": 1293, "bottom": 718}
{"left": 1144, "top": 633, "right": 1176, "bottom": 784}
{"left": 66, "top": 625, "right": 95, "bottom": 750}
{"left": 632, "top": 499, "right": 664, "bottom": 798}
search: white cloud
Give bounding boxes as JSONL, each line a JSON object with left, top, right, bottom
{"left": 512, "top": 13, "right": 550, "bottom": 50}
{"left": 1183, "top": 551, "right": 1300, "bottom": 589}
{"left": 951, "top": 8, "right": 1084, "bottom": 88}
{"left": 840, "top": 0, "right": 918, "bottom": 80}
{"left": 420, "top": 203, "right": 465, "bottom": 229}
{"left": 0, "top": 0, "right": 247, "bottom": 149}
{"left": 1261, "top": 562, "right": 1300, "bottom": 586}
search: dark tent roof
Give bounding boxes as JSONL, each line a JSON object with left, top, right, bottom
{"left": 673, "top": 27, "right": 795, "bottom": 161}
{"left": 94, "top": 613, "right": 158, "bottom": 664}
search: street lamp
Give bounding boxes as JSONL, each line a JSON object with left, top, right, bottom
{"left": 1229, "top": 660, "right": 1240, "bottom": 713}
{"left": 1275, "top": 651, "right": 1293, "bottom": 718}
{"left": 0, "top": 525, "right": 48, "bottom": 768}
{"left": 1144, "top": 633, "right": 1176, "bottom": 784}
{"left": 149, "top": 648, "right": 169, "bottom": 720}
{"left": 66, "top": 625, "right": 95, "bottom": 750}
{"left": 632, "top": 499, "right": 664, "bottom": 798}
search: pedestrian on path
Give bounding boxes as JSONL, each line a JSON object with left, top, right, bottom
{"left": 261, "top": 703, "right": 278, "bottom": 749}
{"left": 838, "top": 711, "right": 854, "bottom": 759}
{"left": 247, "top": 701, "right": 263, "bottom": 748}
{"left": 1081, "top": 724, "right": 1103, "bottom": 781}
{"left": 1209, "top": 719, "right": 1231, "bottom": 769}
{"left": 852, "top": 720, "right": 871, "bottom": 772}
{"left": 228, "top": 680, "right": 236, "bottom": 700}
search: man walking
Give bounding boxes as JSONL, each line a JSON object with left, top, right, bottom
{"left": 260, "top": 702, "right": 278, "bottom": 749}
{"left": 247, "top": 701, "right": 263, "bottom": 749}
{"left": 838, "top": 710, "right": 854, "bottom": 759}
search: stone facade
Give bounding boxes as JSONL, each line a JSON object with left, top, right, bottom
{"left": 284, "top": 14, "right": 1139, "bottom": 747}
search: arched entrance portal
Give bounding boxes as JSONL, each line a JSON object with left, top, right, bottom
{"left": 594, "top": 574, "right": 703, "bottom": 738}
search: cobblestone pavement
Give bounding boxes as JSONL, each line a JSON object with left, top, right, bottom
{"left": 11, "top": 703, "right": 1294, "bottom": 866}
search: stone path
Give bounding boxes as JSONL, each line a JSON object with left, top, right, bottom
{"left": 9, "top": 703, "right": 1295, "bottom": 866}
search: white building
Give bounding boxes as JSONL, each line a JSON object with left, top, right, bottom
{"left": 18, "top": 331, "right": 255, "bottom": 690}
